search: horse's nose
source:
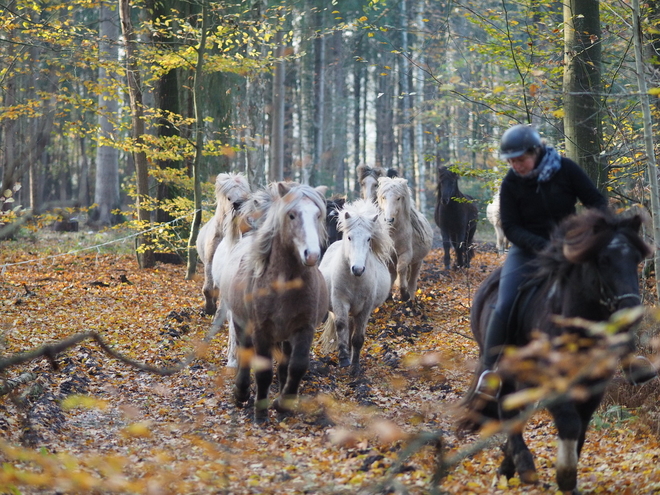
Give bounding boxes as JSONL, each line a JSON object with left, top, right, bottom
{"left": 351, "top": 266, "right": 365, "bottom": 277}
{"left": 232, "top": 199, "right": 245, "bottom": 210}
{"left": 304, "top": 250, "right": 320, "bottom": 266}
{"left": 385, "top": 217, "right": 394, "bottom": 225}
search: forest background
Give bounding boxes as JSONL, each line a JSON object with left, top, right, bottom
{"left": 2, "top": 0, "right": 660, "bottom": 257}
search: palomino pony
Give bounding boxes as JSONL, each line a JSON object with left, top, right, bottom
{"left": 463, "top": 208, "right": 650, "bottom": 493}
{"left": 214, "top": 183, "right": 329, "bottom": 423}
{"left": 434, "top": 166, "right": 478, "bottom": 270}
{"left": 318, "top": 199, "right": 394, "bottom": 375}
{"left": 196, "top": 172, "right": 251, "bottom": 315}
{"left": 377, "top": 177, "right": 433, "bottom": 301}
{"left": 357, "top": 164, "right": 398, "bottom": 203}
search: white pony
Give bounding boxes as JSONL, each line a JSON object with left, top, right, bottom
{"left": 486, "top": 189, "right": 509, "bottom": 255}
{"left": 211, "top": 186, "right": 280, "bottom": 368}
{"left": 377, "top": 177, "right": 433, "bottom": 301}
{"left": 318, "top": 199, "right": 394, "bottom": 375}
{"left": 196, "top": 172, "right": 251, "bottom": 315}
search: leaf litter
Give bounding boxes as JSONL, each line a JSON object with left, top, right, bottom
{"left": 1, "top": 240, "right": 660, "bottom": 494}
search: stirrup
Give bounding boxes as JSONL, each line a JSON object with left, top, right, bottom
{"left": 625, "top": 356, "right": 657, "bottom": 385}
{"left": 475, "top": 369, "right": 502, "bottom": 400}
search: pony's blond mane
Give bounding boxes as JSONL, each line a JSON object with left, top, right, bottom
{"left": 250, "top": 184, "right": 327, "bottom": 278}
{"left": 338, "top": 199, "right": 393, "bottom": 265}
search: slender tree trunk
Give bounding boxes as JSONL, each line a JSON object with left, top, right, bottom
{"left": 94, "top": 1, "right": 120, "bottom": 227}
{"left": 562, "top": 0, "right": 606, "bottom": 189}
{"left": 185, "top": 0, "right": 208, "bottom": 279}
{"left": 414, "top": 1, "right": 427, "bottom": 213}
{"left": 400, "top": 0, "right": 412, "bottom": 185}
{"left": 270, "top": 30, "right": 285, "bottom": 182}
{"left": 632, "top": 0, "right": 660, "bottom": 300}
{"left": 311, "top": 10, "right": 326, "bottom": 186}
{"left": 119, "top": 0, "right": 155, "bottom": 268}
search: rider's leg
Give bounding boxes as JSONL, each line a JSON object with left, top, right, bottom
{"left": 477, "top": 245, "right": 535, "bottom": 398}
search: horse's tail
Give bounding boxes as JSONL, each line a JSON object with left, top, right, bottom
{"left": 318, "top": 311, "right": 338, "bottom": 354}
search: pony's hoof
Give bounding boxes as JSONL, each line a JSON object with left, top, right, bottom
{"left": 339, "top": 357, "right": 351, "bottom": 368}
{"left": 254, "top": 409, "right": 269, "bottom": 425}
{"left": 349, "top": 364, "right": 362, "bottom": 377}
{"left": 233, "top": 386, "right": 250, "bottom": 405}
{"left": 399, "top": 291, "right": 411, "bottom": 302}
{"left": 519, "top": 470, "right": 539, "bottom": 484}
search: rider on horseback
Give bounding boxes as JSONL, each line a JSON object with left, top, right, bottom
{"left": 476, "top": 124, "right": 612, "bottom": 399}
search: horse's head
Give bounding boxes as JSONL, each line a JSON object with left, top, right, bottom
{"left": 278, "top": 183, "right": 327, "bottom": 267}
{"left": 358, "top": 165, "right": 386, "bottom": 203}
{"left": 555, "top": 209, "right": 651, "bottom": 316}
{"left": 377, "top": 177, "right": 410, "bottom": 225}
{"left": 216, "top": 172, "right": 251, "bottom": 212}
{"left": 338, "top": 199, "right": 388, "bottom": 277}
{"left": 437, "top": 166, "right": 458, "bottom": 205}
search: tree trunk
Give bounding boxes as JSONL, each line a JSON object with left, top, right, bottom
{"left": 562, "top": 0, "right": 606, "bottom": 189}
{"left": 270, "top": 30, "right": 285, "bottom": 182}
{"left": 94, "top": 1, "right": 120, "bottom": 227}
{"left": 632, "top": 0, "right": 660, "bottom": 300}
{"left": 185, "top": 0, "right": 209, "bottom": 279}
{"left": 311, "top": 9, "right": 326, "bottom": 186}
{"left": 119, "top": 0, "right": 155, "bottom": 269}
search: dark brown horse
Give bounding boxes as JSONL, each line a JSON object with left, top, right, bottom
{"left": 434, "top": 166, "right": 478, "bottom": 271}
{"left": 463, "top": 208, "right": 651, "bottom": 493}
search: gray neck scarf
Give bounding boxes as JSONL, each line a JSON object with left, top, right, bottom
{"left": 521, "top": 146, "right": 561, "bottom": 182}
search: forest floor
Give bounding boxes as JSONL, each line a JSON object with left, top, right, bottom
{"left": 2, "top": 229, "right": 660, "bottom": 494}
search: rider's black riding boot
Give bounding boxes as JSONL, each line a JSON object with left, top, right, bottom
{"left": 475, "top": 311, "right": 508, "bottom": 399}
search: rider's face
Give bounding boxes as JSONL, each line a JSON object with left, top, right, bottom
{"left": 507, "top": 152, "right": 537, "bottom": 177}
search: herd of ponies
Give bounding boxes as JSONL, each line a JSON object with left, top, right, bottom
{"left": 194, "top": 166, "right": 463, "bottom": 421}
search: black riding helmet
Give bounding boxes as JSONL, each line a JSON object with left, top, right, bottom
{"left": 499, "top": 124, "right": 542, "bottom": 159}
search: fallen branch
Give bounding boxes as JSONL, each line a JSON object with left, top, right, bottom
{"left": 0, "top": 372, "right": 37, "bottom": 396}
{"left": 0, "top": 331, "right": 197, "bottom": 376}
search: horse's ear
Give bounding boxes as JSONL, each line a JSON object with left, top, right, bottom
{"left": 315, "top": 185, "right": 328, "bottom": 198}
{"left": 371, "top": 214, "right": 379, "bottom": 223}
{"left": 277, "top": 182, "right": 289, "bottom": 197}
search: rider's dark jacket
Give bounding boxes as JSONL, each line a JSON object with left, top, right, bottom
{"left": 499, "top": 150, "right": 608, "bottom": 253}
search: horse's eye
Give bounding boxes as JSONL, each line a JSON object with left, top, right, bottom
{"left": 289, "top": 213, "right": 295, "bottom": 220}
{"left": 347, "top": 236, "right": 352, "bottom": 241}
{"left": 367, "top": 237, "right": 371, "bottom": 243}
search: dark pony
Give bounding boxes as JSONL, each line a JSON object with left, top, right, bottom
{"left": 434, "top": 166, "right": 478, "bottom": 270}
{"left": 322, "top": 195, "right": 346, "bottom": 257}
{"left": 463, "top": 208, "right": 651, "bottom": 493}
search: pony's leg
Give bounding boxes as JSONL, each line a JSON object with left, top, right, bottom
{"left": 349, "top": 314, "right": 368, "bottom": 376}
{"left": 502, "top": 432, "right": 538, "bottom": 484}
{"left": 277, "top": 341, "right": 292, "bottom": 395}
{"left": 253, "top": 335, "right": 274, "bottom": 424}
{"left": 334, "top": 304, "right": 352, "bottom": 368}
{"left": 454, "top": 237, "right": 465, "bottom": 268}
{"left": 225, "top": 311, "right": 238, "bottom": 368}
{"left": 407, "top": 261, "right": 423, "bottom": 299}
{"left": 499, "top": 397, "right": 538, "bottom": 484}
{"left": 274, "top": 327, "right": 313, "bottom": 413}
{"left": 548, "top": 401, "right": 584, "bottom": 493}
{"left": 397, "top": 256, "right": 412, "bottom": 301}
{"left": 442, "top": 237, "right": 452, "bottom": 271}
{"left": 233, "top": 324, "right": 252, "bottom": 406}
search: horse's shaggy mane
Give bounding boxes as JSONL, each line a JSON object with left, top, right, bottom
{"left": 213, "top": 172, "right": 251, "bottom": 221}
{"left": 338, "top": 199, "right": 394, "bottom": 265}
{"left": 533, "top": 208, "right": 651, "bottom": 283}
{"left": 250, "top": 184, "right": 327, "bottom": 278}
{"left": 377, "top": 177, "right": 431, "bottom": 245}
